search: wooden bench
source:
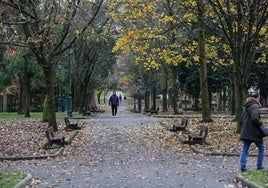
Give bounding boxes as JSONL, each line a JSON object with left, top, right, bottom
{"left": 90, "top": 106, "right": 105, "bottom": 113}
{"left": 64, "top": 117, "right": 81, "bottom": 130}
{"left": 188, "top": 125, "right": 208, "bottom": 145}
{"left": 45, "top": 127, "right": 65, "bottom": 147}
{"left": 144, "top": 109, "right": 151, "bottom": 113}
{"left": 260, "top": 108, "right": 268, "bottom": 114}
{"left": 173, "top": 117, "right": 188, "bottom": 132}
{"left": 150, "top": 107, "right": 159, "bottom": 115}
{"left": 83, "top": 111, "right": 91, "bottom": 116}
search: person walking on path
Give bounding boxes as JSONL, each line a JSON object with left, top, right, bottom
{"left": 240, "top": 91, "right": 265, "bottom": 172}
{"left": 119, "top": 94, "right": 122, "bottom": 103}
{"left": 109, "top": 91, "right": 119, "bottom": 117}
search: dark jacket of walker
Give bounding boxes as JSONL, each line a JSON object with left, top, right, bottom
{"left": 109, "top": 94, "right": 119, "bottom": 106}
{"left": 240, "top": 97, "right": 263, "bottom": 142}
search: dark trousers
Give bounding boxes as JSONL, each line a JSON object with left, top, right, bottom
{"left": 111, "top": 105, "right": 117, "bottom": 116}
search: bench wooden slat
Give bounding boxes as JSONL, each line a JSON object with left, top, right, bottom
{"left": 83, "top": 111, "right": 91, "bottom": 116}
{"left": 188, "top": 125, "right": 208, "bottom": 145}
{"left": 260, "top": 108, "right": 268, "bottom": 114}
{"left": 64, "top": 117, "right": 81, "bottom": 130}
{"left": 45, "top": 127, "right": 65, "bottom": 147}
{"left": 150, "top": 107, "right": 159, "bottom": 115}
{"left": 173, "top": 117, "right": 188, "bottom": 132}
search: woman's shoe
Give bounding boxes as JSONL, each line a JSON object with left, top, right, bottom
{"left": 257, "top": 167, "right": 264, "bottom": 170}
{"left": 241, "top": 168, "right": 247, "bottom": 172}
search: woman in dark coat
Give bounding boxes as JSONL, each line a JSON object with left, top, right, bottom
{"left": 240, "top": 92, "right": 265, "bottom": 172}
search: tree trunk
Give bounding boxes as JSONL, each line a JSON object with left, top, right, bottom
{"left": 230, "top": 81, "right": 236, "bottom": 115}
{"left": 193, "top": 97, "right": 200, "bottom": 111}
{"left": 2, "top": 89, "right": 7, "bottom": 112}
{"left": 222, "top": 86, "right": 227, "bottom": 112}
{"left": 23, "top": 72, "right": 31, "bottom": 117}
{"left": 144, "top": 91, "right": 150, "bottom": 110}
{"left": 79, "top": 82, "right": 88, "bottom": 113}
{"left": 42, "top": 63, "right": 57, "bottom": 131}
{"left": 87, "top": 90, "right": 97, "bottom": 110}
{"left": 17, "top": 55, "right": 33, "bottom": 116}
{"left": 17, "top": 78, "right": 24, "bottom": 115}
{"left": 73, "top": 81, "right": 80, "bottom": 112}
{"left": 152, "top": 87, "right": 156, "bottom": 110}
{"left": 162, "top": 73, "right": 168, "bottom": 112}
{"left": 234, "top": 69, "right": 246, "bottom": 133}
{"left": 215, "top": 92, "right": 220, "bottom": 111}
{"left": 198, "top": 0, "right": 212, "bottom": 122}
{"left": 172, "top": 66, "right": 179, "bottom": 114}
{"left": 97, "top": 90, "right": 102, "bottom": 104}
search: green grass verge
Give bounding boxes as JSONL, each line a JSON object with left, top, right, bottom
{"left": 0, "top": 112, "right": 85, "bottom": 120}
{"left": 241, "top": 170, "right": 268, "bottom": 187}
{"left": 0, "top": 171, "right": 27, "bottom": 188}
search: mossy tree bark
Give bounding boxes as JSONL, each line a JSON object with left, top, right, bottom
{"left": 197, "top": 0, "right": 212, "bottom": 122}
{"left": 42, "top": 62, "right": 57, "bottom": 131}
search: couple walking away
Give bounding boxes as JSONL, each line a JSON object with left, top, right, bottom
{"left": 109, "top": 91, "right": 119, "bottom": 117}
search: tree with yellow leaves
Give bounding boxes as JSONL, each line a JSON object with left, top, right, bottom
{"left": 208, "top": 0, "right": 268, "bottom": 132}
{"left": 109, "top": 0, "right": 190, "bottom": 113}
{"left": 109, "top": 0, "right": 215, "bottom": 120}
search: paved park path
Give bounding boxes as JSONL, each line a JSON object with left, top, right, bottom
{"left": 2, "top": 102, "right": 264, "bottom": 187}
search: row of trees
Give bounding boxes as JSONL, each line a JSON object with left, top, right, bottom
{"left": 109, "top": 0, "right": 268, "bottom": 132}
{"left": 0, "top": 0, "right": 268, "bottom": 132}
{"left": 0, "top": 0, "right": 117, "bottom": 131}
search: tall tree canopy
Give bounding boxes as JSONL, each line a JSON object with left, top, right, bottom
{"left": 208, "top": 0, "right": 268, "bottom": 131}
{"left": 0, "top": 0, "right": 104, "bottom": 130}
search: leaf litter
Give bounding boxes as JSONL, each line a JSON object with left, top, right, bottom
{"left": 0, "top": 115, "right": 262, "bottom": 187}
{"left": 1, "top": 117, "right": 267, "bottom": 158}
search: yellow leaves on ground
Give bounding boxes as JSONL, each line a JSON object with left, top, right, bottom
{"left": 163, "top": 116, "right": 267, "bottom": 155}
{"left": 131, "top": 122, "right": 192, "bottom": 154}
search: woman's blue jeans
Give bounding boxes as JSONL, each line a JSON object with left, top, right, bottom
{"left": 240, "top": 140, "right": 265, "bottom": 170}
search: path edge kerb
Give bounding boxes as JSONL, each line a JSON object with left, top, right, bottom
{"left": 14, "top": 173, "right": 32, "bottom": 188}
{"left": 0, "top": 148, "right": 64, "bottom": 161}
{"left": 236, "top": 174, "right": 262, "bottom": 188}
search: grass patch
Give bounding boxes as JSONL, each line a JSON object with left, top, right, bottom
{"left": 0, "top": 171, "right": 27, "bottom": 188}
{"left": 0, "top": 112, "right": 84, "bottom": 121}
{"left": 241, "top": 170, "right": 268, "bottom": 187}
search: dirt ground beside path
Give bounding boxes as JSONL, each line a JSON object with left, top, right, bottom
{"left": 1, "top": 106, "right": 251, "bottom": 188}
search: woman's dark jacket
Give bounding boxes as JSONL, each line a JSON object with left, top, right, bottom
{"left": 240, "top": 97, "right": 263, "bottom": 142}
